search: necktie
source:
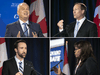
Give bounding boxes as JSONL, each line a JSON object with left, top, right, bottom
{"left": 19, "top": 62, "right": 23, "bottom": 74}
{"left": 22, "top": 23, "right": 28, "bottom": 37}
{"left": 74, "top": 21, "right": 80, "bottom": 37}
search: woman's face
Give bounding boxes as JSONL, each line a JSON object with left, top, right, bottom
{"left": 74, "top": 47, "right": 81, "bottom": 58}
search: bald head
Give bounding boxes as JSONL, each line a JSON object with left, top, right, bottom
{"left": 17, "top": 3, "right": 29, "bottom": 11}
{"left": 17, "top": 2, "right": 30, "bottom": 22}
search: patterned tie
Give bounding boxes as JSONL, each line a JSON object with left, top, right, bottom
{"left": 22, "top": 23, "right": 28, "bottom": 37}
{"left": 74, "top": 21, "right": 80, "bottom": 37}
{"left": 19, "top": 62, "right": 23, "bottom": 74}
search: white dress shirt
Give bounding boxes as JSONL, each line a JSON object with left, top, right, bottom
{"left": 59, "top": 17, "right": 86, "bottom": 32}
{"left": 14, "top": 56, "right": 24, "bottom": 71}
{"left": 75, "top": 17, "right": 86, "bottom": 31}
{"left": 19, "top": 19, "right": 29, "bottom": 36}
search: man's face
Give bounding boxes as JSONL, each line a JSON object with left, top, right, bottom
{"left": 74, "top": 47, "right": 81, "bottom": 58}
{"left": 17, "top": 3, "right": 29, "bottom": 20}
{"left": 73, "top": 4, "right": 84, "bottom": 20}
{"left": 16, "top": 42, "right": 27, "bottom": 58}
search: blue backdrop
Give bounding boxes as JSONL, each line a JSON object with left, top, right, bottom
{"left": 0, "top": 0, "right": 49, "bottom": 37}
{"left": 50, "top": 45, "right": 64, "bottom": 75}
{"left": 0, "top": 0, "right": 24, "bottom": 37}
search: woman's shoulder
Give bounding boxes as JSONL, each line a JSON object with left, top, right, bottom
{"left": 85, "top": 57, "right": 98, "bottom": 74}
{"left": 86, "top": 57, "right": 96, "bottom": 63}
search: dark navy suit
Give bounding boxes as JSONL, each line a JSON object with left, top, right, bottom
{"left": 2, "top": 57, "right": 37, "bottom": 75}
{"left": 5, "top": 20, "right": 44, "bottom": 37}
{"left": 60, "top": 19, "right": 98, "bottom": 37}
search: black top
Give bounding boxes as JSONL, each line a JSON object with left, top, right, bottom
{"left": 63, "top": 57, "right": 99, "bottom": 75}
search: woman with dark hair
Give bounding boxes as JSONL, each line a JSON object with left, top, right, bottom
{"left": 53, "top": 41, "right": 99, "bottom": 75}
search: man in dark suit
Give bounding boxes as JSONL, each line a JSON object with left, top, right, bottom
{"left": 57, "top": 3, "right": 98, "bottom": 37}
{"left": 2, "top": 40, "right": 37, "bottom": 75}
{"left": 5, "top": 2, "right": 44, "bottom": 37}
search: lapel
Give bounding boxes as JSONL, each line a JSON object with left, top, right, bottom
{"left": 15, "top": 20, "right": 26, "bottom": 37}
{"left": 75, "top": 64, "right": 81, "bottom": 75}
{"left": 29, "top": 22, "right": 33, "bottom": 37}
{"left": 76, "top": 19, "right": 87, "bottom": 37}
{"left": 11, "top": 57, "right": 19, "bottom": 73}
{"left": 68, "top": 22, "right": 76, "bottom": 37}
{"left": 23, "top": 60, "right": 28, "bottom": 75}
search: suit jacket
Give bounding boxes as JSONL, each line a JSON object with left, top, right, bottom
{"left": 60, "top": 19, "right": 98, "bottom": 37}
{"left": 2, "top": 57, "right": 37, "bottom": 75}
{"left": 5, "top": 20, "right": 44, "bottom": 37}
{"left": 74, "top": 57, "right": 98, "bottom": 75}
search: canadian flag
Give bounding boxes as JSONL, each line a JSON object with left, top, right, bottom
{"left": 29, "top": 0, "right": 47, "bottom": 37}
{"left": 93, "top": 0, "right": 100, "bottom": 37}
{"left": 0, "top": 38, "right": 8, "bottom": 75}
{"left": 63, "top": 41, "right": 70, "bottom": 75}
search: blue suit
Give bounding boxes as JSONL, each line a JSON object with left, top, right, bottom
{"left": 5, "top": 20, "right": 44, "bottom": 37}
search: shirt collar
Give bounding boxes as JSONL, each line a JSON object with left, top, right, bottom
{"left": 76, "top": 16, "right": 86, "bottom": 23}
{"left": 19, "top": 19, "right": 29, "bottom": 25}
{"left": 15, "top": 55, "right": 24, "bottom": 64}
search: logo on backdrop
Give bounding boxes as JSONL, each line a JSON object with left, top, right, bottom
{"left": 11, "top": 3, "right": 19, "bottom": 7}
{"left": 14, "top": 14, "right": 19, "bottom": 19}
{"left": 11, "top": 3, "right": 20, "bottom": 19}
{"left": 50, "top": 50, "right": 61, "bottom": 62}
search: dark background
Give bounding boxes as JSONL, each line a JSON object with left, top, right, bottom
{"left": 24, "top": 0, "right": 49, "bottom": 36}
{"left": 5, "top": 38, "right": 49, "bottom": 75}
{"left": 51, "top": 0, "right": 97, "bottom": 37}
{"left": 65, "top": 38, "right": 100, "bottom": 75}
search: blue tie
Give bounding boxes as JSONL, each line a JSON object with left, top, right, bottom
{"left": 22, "top": 23, "right": 28, "bottom": 37}
{"left": 74, "top": 21, "right": 80, "bottom": 37}
{"left": 19, "top": 62, "right": 23, "bottom": 74}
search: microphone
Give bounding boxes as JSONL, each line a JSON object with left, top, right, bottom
{"left": 31, "top": 67, "right": 42, "bottom": 75}
{"left": 27, "top": 24, "right": 44, "bottom": 37}
{"left": 27, "top": 63, "right": 42, "bottom": 75}
{"left": 21, "top": 24, "right": 39, "bottom": 37}
{"left": 53, "top": 25, "right": 69, "bottom": 37}
{"left": 51, "top": 59, "right": 63, "bottom": 71}
{"left": 27, "top": 24, "right": 39, "bottom": 34}
{"left": 27, "top": 24, "right": 38, "bottom": 33}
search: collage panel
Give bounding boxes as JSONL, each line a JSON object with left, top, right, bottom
{"left": 51, "top": 0, "right": 99, "bottom": 37}
{"left": 0, "top": 38, "right": 49, "bottom": 75}
{"left": 0, "top": 0, "right": 49, "bottom": 37}
{"left": 50, "top": 38, "right": 100, "bottom": 75}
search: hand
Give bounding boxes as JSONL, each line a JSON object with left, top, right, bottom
{"left": 17, "top": 31, "right": 20, "bottom": 37}
{"left": 58, "top": 64, "right": 61, "bottom": 75}
{"left": 57, "top": 20, "right": 64, "bottom": 29}
{"left": 32, "top": 32, "right": 38, "bottom": 37}
{"left": 53, "top": 64, "right": 62, "bottom": 75}
{"left": 15, "top": 72, "right": 23, "bottom": 75}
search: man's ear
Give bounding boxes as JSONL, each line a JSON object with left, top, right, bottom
{"left": 14, "top": 48, "right": 17, "bottom": 53}
{"left": 82, "top": 10, "right": 85, "bottom": 15}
